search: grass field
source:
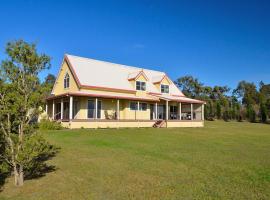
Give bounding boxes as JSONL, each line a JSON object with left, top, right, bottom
{"left": 0, "top": 121, "right": 270, "bottom": 200}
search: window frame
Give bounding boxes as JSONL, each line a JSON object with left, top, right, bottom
{"left": 129, "top": 102, "right": 147, "bottom": 111}
{"left": 64, "top": 73, "right": 70, "bottom": 89}
{"left": 130, "top": 102, "right": 138, "bottom": 111}
{"left": 161, "top": 84, "right": 169, "bottom": 93}
{"left": 139, "top": 102, "right": 147, "bottom": 111}
{"left": 87, "top": 99, "right": 102, "bottom": 119}
{"left": 136, "top": 81, "right": 146, "bottom": 91}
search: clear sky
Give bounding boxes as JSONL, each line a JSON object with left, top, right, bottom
{"left": 0, "top": 0, "right": 269, "bottom": 89}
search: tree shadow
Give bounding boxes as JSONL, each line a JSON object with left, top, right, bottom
{"left": 25, "top": 146, "right": 60, "bottom": 180}
{"left": 0, "top": 146, "right": 60, "bottom": 191}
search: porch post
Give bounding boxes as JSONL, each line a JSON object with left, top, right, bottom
{"left": 155, "top": 102, "right": 158, "bottom": 120}
{"left": 45, "top": 102, "right": 48, "bottom": 115}
{"left": 52, "top": 100, "right": 55, "bottom": 120}
{"left": 60, "top": 98, "right": 63, "bottom": 120}
{"left": 166, "top": 100, "right": 169, "bottom": 120}
{"left": 136, "top": 101, "right": 139, "bottom": 120}
{"left": 69, "top": 96, "right": 73, "bottom": 120}
{"left": 202, "top": 104, "right": 204, "bottom": 120}
{"left": 95, "top": 98, "right": 98, "bottom": 119}
{"left": 117, "top": 99, "right": 120, "bottom": 120}
{"left": 179, "top": 102, "right": 182, "bottom": 120}
{"left": 190, "top": 103, "right": 193, "bottom": 120}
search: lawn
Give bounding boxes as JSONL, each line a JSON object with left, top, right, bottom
{"left": 0, "top": 121, "right": 270, "bottom": 200}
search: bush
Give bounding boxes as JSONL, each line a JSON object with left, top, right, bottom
{"left": 39, "top": 119, "right": 63, "bottom": 130}
{"left": 20, "top": 134, "right": 59, "bottom": 179}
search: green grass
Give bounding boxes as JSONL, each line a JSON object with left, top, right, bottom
{"left": 1, "top": 121, "right": 270, "bottom": 199}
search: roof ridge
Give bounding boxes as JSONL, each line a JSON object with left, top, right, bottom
{"left": 65, "top": 53, "right": 165, "bottom": 74}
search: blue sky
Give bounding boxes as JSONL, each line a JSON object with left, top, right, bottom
{"left": 0, "top": 0, "right": 269, "bottom": 89}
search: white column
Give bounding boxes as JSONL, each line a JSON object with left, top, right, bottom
{"left": 52, "top": 100, "right": 55, "bottom": 120}
{"left": 202, "top": 104, "right": 204, "bottom": 120}
{"left": 155, "top": 102, "right": 158, "bottom": 120}
{"left": 166, "top": 100, "right": 169, "bottom": 120}
{"left": 136, "top": 101, "right": 139, "bottom": 120}
{"left": 191, "top": 103, "right": 193, "bottom": 120}
{"left": 179, "top": 102, "right": 182, "bottom": 120}
{"left": 45, "top": 103, "right": 48, "bottom": 114}
{"left": 60, "top": 98, "right": 63, "bottom": 120}
{"left": 117, "top": 99, "right": 120, "bottom": 120}
{"left": 95, "top": 98, "right": 98, "bottom": 119}
{"left": 69, "top": 96, "right": 73, "bottom": 120}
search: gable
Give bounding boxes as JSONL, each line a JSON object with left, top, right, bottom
{"left": 160, "top": 76, "right": 171, "bottom": 85}
{"left": 51, "top": 60, "right": 79, "bottom": 95}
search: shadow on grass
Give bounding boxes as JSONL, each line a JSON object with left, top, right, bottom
{"left": 0, "top": 146, "right": 60, "bottom": 191}
{"left": 25, "top": 146, "right": 61, "bottom": 180}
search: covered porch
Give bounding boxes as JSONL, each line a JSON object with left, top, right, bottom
{"left": 45, "top": 94, "right": 204, "bottom": 128}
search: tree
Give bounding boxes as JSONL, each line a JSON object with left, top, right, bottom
{"left": 233, "top": 81, "right": 258, "bottom": 106}
{"left": 0, "top": 40, "right": 56, "bottom": 186}
{"left": 175, "top": 75, "right": 204, "bottom": 98}
{"left": 39, "top": 74, "right": 56, "bottom": 107}
{"left": 216, "top": 101, "right": 222, "bottom": 119}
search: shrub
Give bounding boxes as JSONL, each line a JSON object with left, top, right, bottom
{"left": 39, "top": 119, "right": 63, "bottom": 130}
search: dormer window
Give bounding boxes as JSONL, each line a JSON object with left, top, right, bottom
{"left": 161, "top": 84, "right": 169, "bottom": 93}
{"left": 136, "top": 81, "right": 146, "bottom": 91}
{"left": 64, "top": 73, "right": 70, "bottom": 89}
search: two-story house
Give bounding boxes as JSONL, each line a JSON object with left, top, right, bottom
{"left": 45, "top": 54, "right": 205, "bottom": 128}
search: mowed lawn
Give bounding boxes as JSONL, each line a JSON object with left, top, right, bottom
{"left": 1, "top": 121, "right": 270, "bottom": 200}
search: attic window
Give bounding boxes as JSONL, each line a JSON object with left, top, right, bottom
{"left": 136, "top": 81, "right": 146, "bottom": 91}
{"left": 64, "top": 73, "right": 70, "bottom": 89}
{"left": 161, "top": 84, "right": 169, "bottom": 93}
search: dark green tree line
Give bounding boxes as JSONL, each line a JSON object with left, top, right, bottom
{"left": 175, "top": 76, "right": 270, "bottom": 123}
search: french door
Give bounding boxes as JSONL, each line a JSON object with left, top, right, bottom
{"left": 88, "top": 100, "right": 102, "bottom": 119}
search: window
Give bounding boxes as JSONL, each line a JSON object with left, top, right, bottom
{"left": 136, "top": 81, "right": 146, "bottom": 91}
{"left": 88, "top": 100, "right": 101, "bottom": 119}
{"left": 130, "top": 102, "right": 138, "bottom": 110}
{"left": 161, "top": 84, "right": 169, "bottom": 93}
{"left": 64, "top": 73, "right": 70, "bottom": 89}
{"left": 139, "top": 103, "right": 147, "bottom": 111}
{"left": 130, "top": 102, "right": 147, "bottom": 111}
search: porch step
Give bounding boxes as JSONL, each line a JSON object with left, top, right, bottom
{"left": 153, "top": 120, "right": 165, "bottom": 128}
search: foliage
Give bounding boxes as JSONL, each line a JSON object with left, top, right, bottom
{"left": 19, "top": 133, "right": 58, "bottom": 178}
{"left": 175, "top": 75, "right": 270, "bottom": 123}
{"left": 39, "top": 119, "right": 63, "bottom": 130}
{"left": 0, "top": 40, "right": 57, "bottom": 186}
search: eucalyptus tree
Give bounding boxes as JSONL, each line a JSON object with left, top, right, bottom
{"left": 0, "top": 40, "right": 56, "bottom": 186}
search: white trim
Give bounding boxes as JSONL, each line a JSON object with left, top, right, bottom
{"left": 69, "top": 96, "right": 73, "bottom": 120}
{"left": 160, "top": 84, "right": 170, "bottom": 94}
{"left": 135, "top": 81, "right": 146, "bottom": 91}
{"left": 64, "top": 72, "right": 70, "bottom": 89}
{"left": 60, "top": 99, "right": 64, "bottom": 120}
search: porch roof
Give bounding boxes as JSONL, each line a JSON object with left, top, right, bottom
{"left": 46, "top": 91, "right": 205, "bottom": 104}
{"left": 46, "top": 91, "right": 160, "bottom": 102}
{"left": 149, "top": 94, "right": 205, "bottom": 104}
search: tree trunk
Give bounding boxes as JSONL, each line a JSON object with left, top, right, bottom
{"left": 14, "top": 165, "right": 24, "bottom": 186}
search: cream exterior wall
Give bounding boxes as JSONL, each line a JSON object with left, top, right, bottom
{"left": 52, "top": 61, "right": 79, "bottom": 95}
{"left": 61, "top": 120, "right": 203, "bottom": 129}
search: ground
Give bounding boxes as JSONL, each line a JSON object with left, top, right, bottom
{"left": 0, "top": 121, "right": 270, "bottom": 200}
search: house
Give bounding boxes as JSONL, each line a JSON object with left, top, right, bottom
{"left": 45, "top": 54, "right": 205, "bottom": 128}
